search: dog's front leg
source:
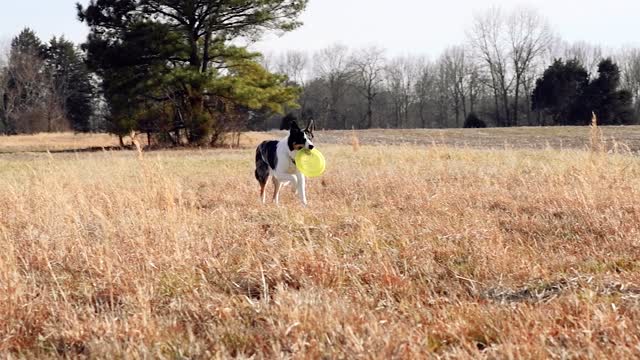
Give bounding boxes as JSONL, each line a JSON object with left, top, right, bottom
{"left": 291, "top": 175, "right": 299, "bottom": 195}
{"left": 296, "top": 173, "right": 307, "bottom": 206}
{"left": 273, "top": 174, "right": 297, "bottom": 205}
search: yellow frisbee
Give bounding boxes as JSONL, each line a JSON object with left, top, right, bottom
{"left": 295, "top": 148, "right": 326, "bottom": 177}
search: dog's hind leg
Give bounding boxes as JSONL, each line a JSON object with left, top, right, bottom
{"left": 259, "top": 176, "right": 269, "bottom": 204}
{"left": 255, "top": 169, "right": 269, "bottom": 204}
{"left": 272, "top": 178, "right": 282, "bottom": 205}
{"left": 254, "top": 145, "right": 271, "bottom": 204}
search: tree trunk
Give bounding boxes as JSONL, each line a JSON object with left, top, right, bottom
{"left": 490, "top": 72, "right": 502, "bottom": 126}
{"left": 501, "top": 86, "right": 510, "bottom": 127}
{"left": 201, "top": 28, "right": 212, "bottom": 73}
{"left": 366, "top": 94, "right": 373, "bottom": 128}
{"left": 514, "top": 74, "right": 521, "bottom": 127}
{"left": 188, "top": 31, "right": 201, "bottom": 70}
{"left": 186, "top": 86, "right": 209, "bottom": 144}
{"left": 460, "top": 87, "right": 467, "bottom": 121}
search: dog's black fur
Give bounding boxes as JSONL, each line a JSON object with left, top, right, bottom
{"left": 255, "top": 140, "right": 278, "bottom": 185}
{"left": 280, "top": 114, "right": 315, "bottom": 151}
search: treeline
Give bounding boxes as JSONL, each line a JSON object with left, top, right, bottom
{"left": 260, "top": 7, "right": 640, "bottom": 130}
{"left": 0, "top": 29, "right": 97, "bottom": 134}
{"left": 1, "top": 4, "right": 639, "bottom": 142}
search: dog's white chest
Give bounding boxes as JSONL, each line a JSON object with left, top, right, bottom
{"left": 286, "top": 159, "right": 297, "bottom": 174}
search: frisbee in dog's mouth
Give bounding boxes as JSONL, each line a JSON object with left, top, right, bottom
{"left": 295, "top": 148, "right": 326, "bottom": 177}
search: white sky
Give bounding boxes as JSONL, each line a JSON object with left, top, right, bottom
{"left": 1, "top": 0, "right": 639, "bottom": 57}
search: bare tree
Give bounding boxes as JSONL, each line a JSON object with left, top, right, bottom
{"left": 1, "top": 50, "right": 67, "bottom": 134}
{"left": 441, "top": 46, "right": 469, "bottom": 127}
{"left": 507, "top": 6, "right": 554, "bottom": 125}
{"left": 619, "top": 48, "right": 640, "bottom": 115}
{"left": 433, "top": 60, "right": 451, "bottom": 127}
{"left": 271, "top": 50, "right": 310, "bottom": 116}
{"left": 274, "top": 50, "right": 309, "bottom": 86}
{"left": 414, "top": 57, "right": 437, "bottom": 127}
{"left": 561, "top": 41, "right": 604, "bottom": 75}
{"left": 384, "top": 56, "right": 418, "bottom": 128}
{"left": 351, "top": 46, "right": 385, "bottom": 128}
{"left": 313, "top": 44, "right": 353, "bottom": 128}
{"left": 466, "top": 60, "right": 483, "bottom": 116}
{"left": 468, "top": 6, "right": 513, "bottom": 126}
{"left": 258, "top": 51, "right": 275, "bottom": 72}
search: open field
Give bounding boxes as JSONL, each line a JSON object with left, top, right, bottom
{"left": 4, "top": 125, "right": 640, "bottom": 154}
{"left": 1, "top": 129, "right": 640, "bottom": 358}
{"left": 0, "top": 133, "right": 120, "bottom": 154}
{"left": 317, "top": 126, "right": 640, "bottom": 152}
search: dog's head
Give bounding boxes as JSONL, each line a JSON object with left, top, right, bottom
{"left": 281, "top": 114, "right": 315, "bottom": 151}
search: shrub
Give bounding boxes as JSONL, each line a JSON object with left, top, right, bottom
{"left": 464, "top": 113, "right": 487, "bottom": 128}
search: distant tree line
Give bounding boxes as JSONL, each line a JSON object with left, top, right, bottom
{"left": 1, "top": 4, "right": 639, "bottom": 142}
{"left": 259, "top": 7, "right": 640, "bottom": 130}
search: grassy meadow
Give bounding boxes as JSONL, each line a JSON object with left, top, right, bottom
{"left": 1, "top": 127, "right": 640, "bottom": 358}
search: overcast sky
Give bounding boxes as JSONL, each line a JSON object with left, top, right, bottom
{"left": 1, "top": 0, "right": 639, "bottom": 57}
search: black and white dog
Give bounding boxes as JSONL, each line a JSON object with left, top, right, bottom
{"left": 255, "top": 114, "right": 315, "bottom": 206}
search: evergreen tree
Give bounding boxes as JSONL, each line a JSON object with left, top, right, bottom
{"left": 45, "top": 37, "right": 95, "bottom": 132}
{"left": 10, "top": 28, "right": 46, "bottom": 58}
{"left": 532, "top": 59, "right": 589, "bottom": 125}
{"left": 78, "top": 0, "right": 307, "bottom": 145}
{"left": 463, "top": 112, "right": 487, "bottom": 128}
{"left": 582, "top": 58, "right": 635, "bottom": 125}
{"left": 533, "top": 58, "right": 636, "bottom": 125}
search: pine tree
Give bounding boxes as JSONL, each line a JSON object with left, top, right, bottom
{"left": 45, "top": 37, "right": 95, "bottom": 132}
{"left": 78, "top": 0, "right": 307, "bottom": 145}
{"left": 463, "top": 112, "right": 487, "bottom": 128}
{"left": 532, "top": 59, "right": 589, "bottom": 125}
{"left": 10, "top": 28, "right": 45, "bottom": 58}
{"left": 533, "top": 58, "right": 637, "bottom": 125}
{"left": 583, "top": 58, "right": 636, "bottom": 125}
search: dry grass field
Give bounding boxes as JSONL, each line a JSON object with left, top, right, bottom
{"left": 0, "top": 133, "right": 121, "bottom": 154}
{"left": 1, "top": 127, "right": 640, "bottom": 358}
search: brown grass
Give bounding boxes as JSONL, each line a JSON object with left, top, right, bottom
{"left": 350, "top": 128, "right": 361, "bottom": 152}
{"left": 1, "top": 131, "right": 640, "bottom": 358}
{"left": 0, "top": 132, "right": 120, "bottom": 153}
{"left": 590, "top": 112, "right": 605, "bottom": 154}
{"left": 318, "top": 125, "right": 640, "bottom": 153}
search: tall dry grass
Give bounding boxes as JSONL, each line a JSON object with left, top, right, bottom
{"left": 350, "top": 127, "right": 360, "bottom": 152}
{"left": 589, "top": 112, "right": 605, "bottom": 154}
{"left": 0, "top": 132, "right": 120, "bottom": 153}
{"left": 0, "top": 136, "right": 639, "bottom": 358}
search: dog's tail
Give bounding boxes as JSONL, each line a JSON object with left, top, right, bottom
{"left": 254, "top": 142, "right": 270, "bottom": 185}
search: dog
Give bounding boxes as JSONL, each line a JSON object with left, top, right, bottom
{"left": 254, "top": 114, "right": 315, "bottom": 206}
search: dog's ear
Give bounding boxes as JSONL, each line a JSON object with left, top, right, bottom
{"left": 280, "top": 113, "right": 298, "bottom": 130}
{"left": 305, "top": 119, "right": 315, "bottom": 133}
